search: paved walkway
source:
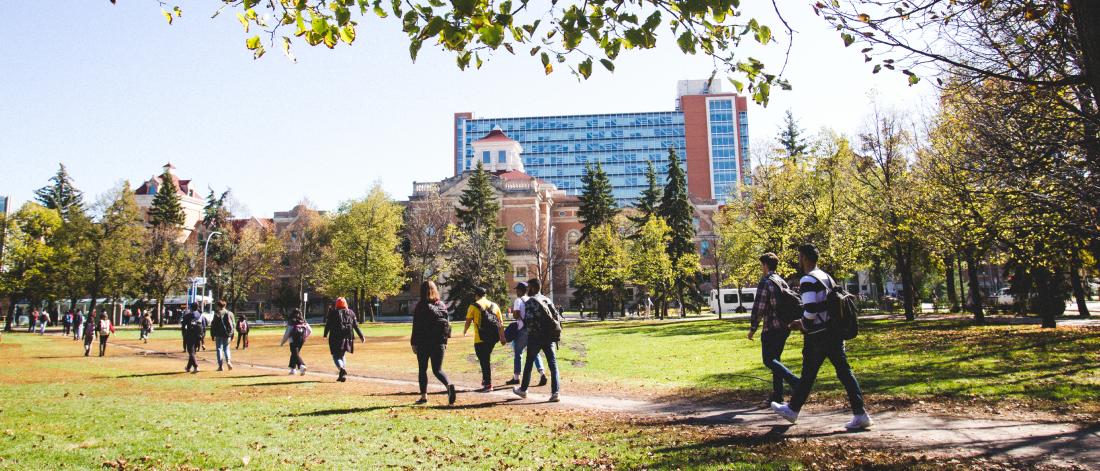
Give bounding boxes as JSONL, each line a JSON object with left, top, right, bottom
{"left": 99, "top": 337, "right": 1099, "bottom": 469}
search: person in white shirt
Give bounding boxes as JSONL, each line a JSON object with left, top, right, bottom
{"left": 506, "top": 282, "right": 546, "bottom": 386}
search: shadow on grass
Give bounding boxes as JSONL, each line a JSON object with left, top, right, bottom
{"left": 235, "top": 380, "right": 321, "bottom": 387}
{"left": 116, "top": 371, "right": 186, "bottom": 378}
{"left": 290, "top": 405, "right": 408, "bottom": 416}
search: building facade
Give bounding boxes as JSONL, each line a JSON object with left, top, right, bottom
{"left": 134, "top": 163, "right": 205, "bottom": 241}
{"left": 454, "top": 79, "right": 750, "bottom": 204}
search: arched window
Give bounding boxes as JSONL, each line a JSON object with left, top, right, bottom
{"left": 566, "top": 230, "right": 581, "bottom": 250}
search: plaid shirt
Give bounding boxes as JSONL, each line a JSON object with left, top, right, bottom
{"left": 749, "top": 272, "right": 784, "bottom": 333}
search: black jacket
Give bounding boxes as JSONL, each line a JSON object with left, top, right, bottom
{"left": 411, "top": 300, "right": 450, "bottom": 346}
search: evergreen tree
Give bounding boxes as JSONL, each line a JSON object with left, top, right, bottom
{"left": 658, "top": 149, "right": 701, "bottom": 315}
{"left": 577, "top": 162, "right": 619, "bottom": 241}
{"left": 202, "top": 189, "right": 231, "bottom": 230}
{"left": 455, "top": 161, "right": 500, "bottom": 231}
{"left": 147, "top": 169, "right": 185, "bottom": 227}
{"left": 34, "top": 163, "right": 85, "bottom": 220}
{"left": 777, "top": 109, "right": 808, "bottom": 159}
{"left": 628, "top": 160, "right": 661, "bottom": 230}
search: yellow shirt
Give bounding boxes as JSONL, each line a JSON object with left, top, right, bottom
{"left": 465, "top": 297, "right": 503, "bottom": 344}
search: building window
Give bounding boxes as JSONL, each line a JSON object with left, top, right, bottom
{"left": 498, "top": 150, "right": 507, "bottom": 163}
{"left": 482, "top": 150, "right": 491, "bottom": 164}
{"left": 514, "top": 265, "right": 528, "bottom": 279}
{"left": 566, "top": 230, "right": 581, "bottom": 251}
{"left": 512, "top": 222, "right": 526, "bottom": 235}
{"left": 701, "top": 240, "right": 711, "bottom": 257}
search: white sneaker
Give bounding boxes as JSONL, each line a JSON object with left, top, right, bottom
{"left": 844, "top": 413, "right": 873, "bottom": 430}
{"left": 299, "top": 366, "right": 307, "bottom": 376}
{"left": 770, "top": 402, "right": 799, "bottom": 424}
{"left": 288, "top": 368, "right": 296, "bottom": 375}
{"left": 548, "top": 393, "right": 560, "bottom": 403}
{"left": 512, "top": 387, "right": 527, "bottom": 398}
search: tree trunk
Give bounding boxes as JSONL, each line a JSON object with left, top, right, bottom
{"left": 5, "top": 295, "right": 16, "bottom": 332}
{"left": 1070, "top": 0, "right": 1100, "bottom": 115}
{"left": 1069, "top": 254, "right": 1091, "bottom": 318}
{"left": 157, "top": 299, "right": 165, "bottom": 328}
{"left": 965, "top": 252, "right": 985, "bottom": 324}
{"left": 945, "top": 255, "right": 959, "bottom": 312}
{"left": 956, "top": 258, "right": 966, "bottom": 313}
{"left": 895, "top": 243, "right": 915, "bottom": 321}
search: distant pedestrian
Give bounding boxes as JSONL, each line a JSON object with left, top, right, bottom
{"left": 139, "top": 312, "right": 154, "bottom": 343}
{"left": 748, "top": 252, "right": 801, "bottom": 405}
{"left": 96, "top": 313, "right": 114, "bottom": 356}
{"left": 181, "top": 303, "right": 206, "bottom": 373}
{"left": 235, "top": 313, "right": 250, "bottom": 349}
{"left": 28, "top": 309, "right": 38, "bottom": 333}
{"left": 323, "top": 297, "right": 364, "bottom": 382}
{"left": 82, "top": 311, "right": 97, "bottom": 357}
{"left": 411, "top": 280, "right": 456, "bottom": 405}
{"left": 506, "top": 282, "right": 546, "bottom": 387}
{"left": 464, "top": 286, "right": 505, "bottom": 393}
{"left": 62, "top": 311, "right": 73, "bottom": 336}
{"left": 210, "top": 301, "right": 235, "bottom": 371}
{"left": 72, "top": 310, "right": 84, "bottom": 340}
{"left": 37, "top": 311, "right": 50, "bottom": 335}
{"left": 280, "top": 309, "right": 312, "bottom": 375}
{"left": 122, "top": 308, "right": 131, "bottom": 326}
{"left": 771, "top": 244, "right": 872, "bottom": 430}
{"left": 512, "top": 279, "right": 563, "bottom": 402}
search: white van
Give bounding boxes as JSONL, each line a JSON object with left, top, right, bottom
{"left": 709, "top": 288, "right": 758, "bottom": 314}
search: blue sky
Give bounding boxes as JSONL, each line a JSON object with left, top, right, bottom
{"left": 0, "top": 2, "right": 932, "bottom": 216}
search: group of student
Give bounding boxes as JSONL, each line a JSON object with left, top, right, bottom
{"left": 177, "top": 300, "right": 253, "bottom": 373}
{"left": 748, "top": 244, "right": 872, "bottom": 430}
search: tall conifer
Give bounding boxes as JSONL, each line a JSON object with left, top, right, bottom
{"left": 577, "top": 162, "right": 619, "bottom": 241}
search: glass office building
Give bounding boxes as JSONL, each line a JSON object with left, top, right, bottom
{"left": 454, "top": 81, "right": 750, "bottom": 204}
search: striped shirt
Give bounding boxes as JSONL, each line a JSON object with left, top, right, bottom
{"left": 799, "top": 269, "right": 832, "bottom": 332}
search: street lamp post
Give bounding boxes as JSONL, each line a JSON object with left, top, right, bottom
{"left": 201, "top": 231, "right": 221, "bottom": 313}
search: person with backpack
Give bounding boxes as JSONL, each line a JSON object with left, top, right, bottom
{"left": 410, "top": 280, "right": 457, "bottom": 405}
{"left": 62, "top": 311, "right": 72, "bottom": 336}
{"left": 235, "top": 313, "right": 250, "bottom": 349}
{"left": 512, "top": 278, "right": 563, "bottom": 402}
{"left": 96, "top": 313, "right": 115, "bottom": 356}
{"left": 748, "top": 252, "right": 802, "bottom": 405}
{"left": 82, "top": 310, "right": 98, "bottom": 357}
{"left": 771, "top": 244, "right": 871, "bottom": 430}
{"left": 28, "top": 309, "right": 38, "bottom": 333}
{"left": 506, "top": 282, "right": 546, "bottom": 387}
{"left": 210, "top": 300, "right": 236, "bottom": 371}
{"left": 323, "top": 297, "right": 364, "bottom": 382}
{"left": 280, "top": 309, "right": 312, "bottom": 375}
{"left": 463, "top": 286, "right": 505, "bottom": 392}
{"left": 37, "top": 310, "right": 50, "bottom": 335}
{"left": 139, "top": 312, "right": 154, "bottom": 343}
{"left": 181, "top": 304, "right": 206, "bottom": 373}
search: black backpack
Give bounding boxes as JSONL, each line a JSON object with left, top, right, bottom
{"left": 432, "top": 303, "right": 453, "bottom": 342}
{"left": 181, "top": 313, "right": 201, "bottom": 337}
{"left": 473, "top": 302, "right": 501, "bottom": 344}
{"left": 525, "top": 296, "right": 562, "bottom": 343}
{"left": 769, "top": 274, "right": 804, "bottom": 325}
{"left": 290, "top": 323, "right": 307, "bottom": 343}
{"left": 337, "top": 309, "right": 355, "bottom": 339}
{"left": 809, "top": 273, "right": 860, "bottom": 340}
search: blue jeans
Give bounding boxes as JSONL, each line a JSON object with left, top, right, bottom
{"left": 520, "top": 341, "right": 560, "bottom": 394}
{"left": 332, "top": 353, "right": 347, "bottom": 370}
{"left": 761, "top": 330, "right": 800, "bottom": 400}
{"left": 215, "top": 337, "right": 231, "bottom": 366}
{"left": 513, "top": 330, "right": 544, "bottom": 377}
{"left": 789, "top": 331, "right": 865, "bottom": 415}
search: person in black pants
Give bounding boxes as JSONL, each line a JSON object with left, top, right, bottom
{"left": 280, "top": 309, "right": 312, "bottom": 375}
{"left": 181, "top": 304, "right": 205, "bottom": 373}
{"left": 463, "top": 286, "right": 505, "bottom": 392}
{"left": 411, "top": 280, "right": 456, "bottom": 405}
{"left": 747, "top": 252, "right": 800, "bottom": 405}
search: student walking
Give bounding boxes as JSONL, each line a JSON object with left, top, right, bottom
{"left": 210, "top": 301, "right": 235, "bottom": 371}
{"left": 82, "top": 311, "right": 98, "bottom": 356}
{"left": 72, "top": 310, "right": 83, "bottom": 340}
{"left": 280, "top": 309, "right": 312, "bottom": 375}
{"left": 96, "top": 314, "right": 115, "bottom": 356}
{"left": 411, "top": 280, "right": 456, "bottom": 405}
{"left": 62, "top": 311, "right": 72, "bottom": 336}
{"left": 512, "top": 279, "right": 563, "bottom": 402}
{"left": 28, "top": 309, "right": 38, "bottom": 333}
{"left": 748, "top": 252, "right": 801, "bottom": 405}
{"left": 506, "top": 282, "right": 546, "bottom": 387}
{"left": 181, "top": 304, "right": 206, "bottom": 373}
{"left": 323, "top": 297, "right": 364, "bottom": 382}
{"left": 37, "top": 311, "right": 50, "bottom": 335}
{"left": 464, "top": 286, "right": 505, "bottom": 392}
{"left": 139, "top": 313, "right": 154, "bottom": 343}
{"left": 771, "top": 244, "right": 872, "bottom": 430}
{"left": 235, "top": 314, "right": 250, "bottom": 349}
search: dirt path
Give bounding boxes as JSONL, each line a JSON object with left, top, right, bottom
{"left": 83, "top": 334, "right": 1098, "bottom": 469}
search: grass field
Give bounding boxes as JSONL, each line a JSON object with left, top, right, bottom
{"left": 102, "top": 317, "right": 1099, "bottom": 411}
